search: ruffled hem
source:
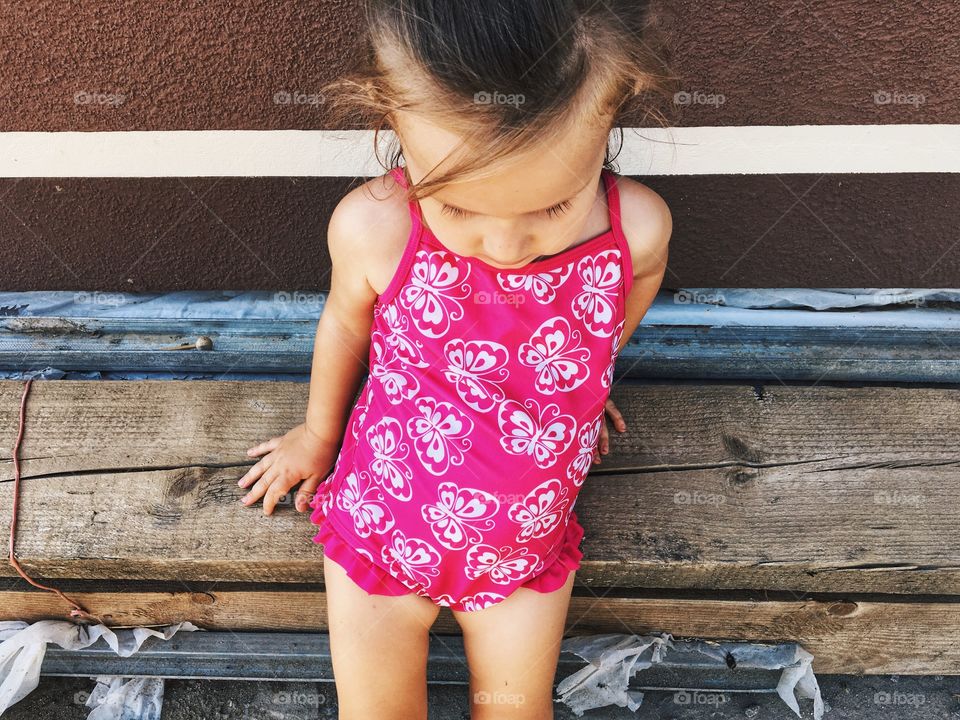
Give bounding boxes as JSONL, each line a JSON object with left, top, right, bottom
{"left": 308, "top": 480, "right": 585, "bottom": 604}
{"left": 520, "top": 510, "right": 585, "bottom": 594}
{"left": 308, "top": 479, "right": 412, "bottom": 596}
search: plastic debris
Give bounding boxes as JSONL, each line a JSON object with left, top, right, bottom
{"left": 84, "top": 676, "right": 165, "bottom": 720}
{"left": 556, "top": 632, "right": 672, "bottom": 714}
{"left": 555, "top": 633, "right": 825, "bottom": 720}
{"left": 0, "top": 619, "right": 200, "bottom": 717}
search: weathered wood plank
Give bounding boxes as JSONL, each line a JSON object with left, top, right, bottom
{"left": 1, "top": 380, "right": 958, "bottom": 593}
{"left": 2, "top": 462, "right": 957, "bottom": 592}
{"left": 3, "top": 379, "right": 960, "bottom": 477}
{"left": 2, "top": 587, "right": 958, "bottom": 674}
{"left": 3, "top": 304, "right": 960, "bottom": 381}
{"left": 0, "top": 380, "right": 310, "bottom": 479}
{"left": 0, "top": 317, "right": 314, "bottom": 374}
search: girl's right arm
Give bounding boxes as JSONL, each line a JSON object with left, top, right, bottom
{"left": 302, "top": 201, "right": 379, "bottom": 444}
{"left": 239, "top": 186, "right": 386, "bottom": 515}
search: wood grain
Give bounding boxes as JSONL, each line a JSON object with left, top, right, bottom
{"left": 1, "top": 380, "right": 958, "bottom": 593}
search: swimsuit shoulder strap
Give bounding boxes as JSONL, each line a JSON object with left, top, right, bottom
{"left": 389, "top": 166, "right": 425, "bottom": 225}
{"left": 378, "top": 166, "right": 426, "bottom": 305}
{"left": 601, "top": 168, "right": 635, "bottom": 297}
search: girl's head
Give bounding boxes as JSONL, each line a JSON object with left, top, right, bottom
{"left": 326, "top": 0, "right": 677, "bottom": 267}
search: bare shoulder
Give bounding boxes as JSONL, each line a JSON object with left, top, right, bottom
{"left": 614, "top": 175, "right": 672, "bottom": 280}
{"left": 326, "top": 172, "right": 413, "bottom": 298}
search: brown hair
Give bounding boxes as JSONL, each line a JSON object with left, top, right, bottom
{"left": 322, "top": 0, "right": 680, "bottom": 200}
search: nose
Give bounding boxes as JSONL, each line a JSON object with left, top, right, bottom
{"left": 482, "top": 231, "right": 530, "bottom": 266}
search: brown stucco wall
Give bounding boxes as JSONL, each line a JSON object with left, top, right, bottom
{"left": 1, "top": 1, "right": 958, "bottom": 290}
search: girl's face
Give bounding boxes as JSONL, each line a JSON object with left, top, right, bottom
{"left": 394, "top": 110, "right": 612, "bottom": 269}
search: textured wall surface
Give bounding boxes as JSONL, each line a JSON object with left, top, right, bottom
{"left": 1, "top": 0, "right": 364, "bottom": 131}
{"left": 5, "top": 0, "right": 957, "bottom": 130}
{"left": 1, "top": 0, "right": 958, "bottom": 290}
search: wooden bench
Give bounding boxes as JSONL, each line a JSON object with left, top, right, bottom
{"left": 2, "top": 378, "right": 958, "bottom": 674}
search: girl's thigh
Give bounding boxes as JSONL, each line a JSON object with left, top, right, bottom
{"left": 451, "top": 570, "right": 576, "bottom": 720}
{"left": 323, "top": 554, "right": 442, "bottom": 720}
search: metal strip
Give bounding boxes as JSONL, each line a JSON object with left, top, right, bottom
{"left": 40, "top": 631, "right": 798, "bottom": 690}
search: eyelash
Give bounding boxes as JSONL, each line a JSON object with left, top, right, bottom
{"left": 440, "top": 199, "right": 573, "bottom": 220}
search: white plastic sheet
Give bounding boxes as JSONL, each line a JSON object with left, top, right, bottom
{"left": 84, "top": 676, "right": 165, "bottom": 720}
{"left": 556, "top": 632, "right": 672, "bottom": 714}
{"left": 556, "top": 632, "right": 825, "bottom": 719}
{"left": 0, "top": 619, "right": 200, "bottom": 717}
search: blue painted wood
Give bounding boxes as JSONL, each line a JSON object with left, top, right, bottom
{"left": 614, "top": 325, "right": 960, "bottom": 382}
{"left": 1, "top": 294, "right": 958, "bottom": 381}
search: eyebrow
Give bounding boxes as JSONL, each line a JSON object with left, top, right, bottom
{"left": 435, "top": 174, "right": 595, "bottom": 216}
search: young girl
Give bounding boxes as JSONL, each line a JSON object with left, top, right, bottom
{"left": 238, "top": 1, "right": 674, "bottom": 717}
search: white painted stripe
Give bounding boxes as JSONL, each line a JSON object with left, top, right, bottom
{"left": 1, "top": 126, "right": 960, "bottom": 177}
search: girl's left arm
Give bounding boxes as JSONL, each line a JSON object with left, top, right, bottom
{"left": 596, "top": 180, "right": 673, "bottom": 462}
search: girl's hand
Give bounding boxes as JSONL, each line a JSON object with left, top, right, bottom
{"left": 238, "top": 423, "right": 340, "bottom": 516}
{"left": 594, "top": 397, "right": 627, "bottom": 464}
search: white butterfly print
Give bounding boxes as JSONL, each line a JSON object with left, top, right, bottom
{"left": 458, "top": 592, "right": 507, "bottom": 611}
{"left": 442, "top": 338, "right": 510, "bottom": 412}
{"left": 420, "top": 481, "right": 500, "bottom": 550}
{"left": 601, "top": 318, "right": 626, "bottom": 389}
{"left": 366, "top": 416, "right": 414, "bottom": 501}
{"left": 433, "top": 594, "right": 456, "bottom": 608}
{"left": 369, "top": 329, "right": 420, "bottom": 405}
{"left": 399, "top": 250, "right": 472, "bottom": 338}
{"left": 571, "top": 249, "right": 622, "bottom": 337}
{"left": 464, "top": 544, "right": 539, "bottom": 585}
{"left": 379, "top": 303, "right": 429, "bottom": 368}
{"left": 507, "top": 478, "right": 571, "bottom": 542}
{"left": 381, "top": 529, "right": 442, "bottom": 588}
{"left": 497, "top": 398, "right": 576, "bottom": 469}
{"left": 496, "top": 263, "right": 572, "bottom": 303}
{"left": 406, "top": 396, "right": 474, "bottom": 476}
{"left": 517, "top": 316, "right": 591, "bottom": 394}
{"left": 567, "top": 414, "right": 603, "bottom": 487}
{"left": 335, "top": 469, "right": 396, "bottom": 538}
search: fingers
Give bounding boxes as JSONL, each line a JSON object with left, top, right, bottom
{"left": 238, "top": 453, "right": 273, "bottom": 488}
{"left": 295, "top": 477, "right": 321, "bottom": 512}
{"left": 605, "top": 398, "right": 628, "bottom": 433}
{"left": 239, "top": 461, "right": 320, "bottom": 516}
{"left": 241, "top": 469, "right": 296, "bottom": 516}
{"left": 594, "top": 398, "right": 628, "bottom": 465}
{"left": 239, "top": 467, "right": 273, "bottom": 508}
{"left": 594, "top": 416, "right": 609, "bottom": 464}
{"left": 246, "top": 436, "right": 282, "bottom": 458}
{"left": 261, "top": 483, "right": 290, "bottom": 516}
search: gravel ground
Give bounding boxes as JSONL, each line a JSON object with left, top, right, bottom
{"left": 4, "top": 674, "right": 959, "bottom": 719}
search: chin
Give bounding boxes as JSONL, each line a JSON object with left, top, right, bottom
{"left": 482, "top": 256, "right": 535, "bottom": 268}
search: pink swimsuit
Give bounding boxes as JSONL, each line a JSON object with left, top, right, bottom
{"left": 309, "top": 166, "right": 633, "bottom": 612}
